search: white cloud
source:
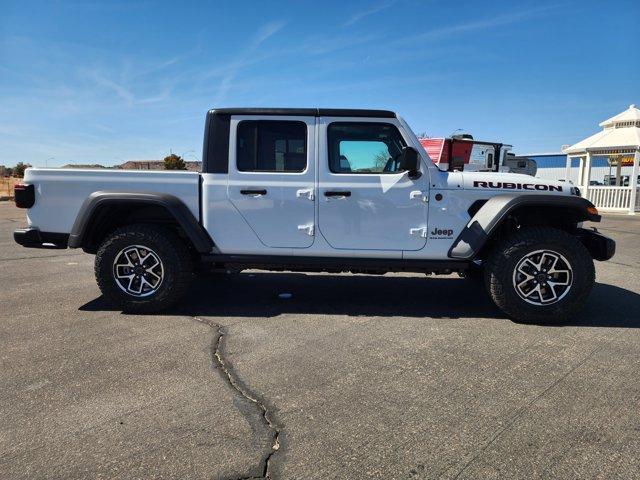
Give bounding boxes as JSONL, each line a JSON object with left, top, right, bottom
{"left": 343, "top": 1, "right": 397, "bottom": 27}
{"left": 213, "top": 20, "right": 287, "bottom": 105}
{"left": 395, "top": 5, "right": 564, "bottom": 45}
{"left": 82, "top": 68, "right": 135, "bottom": 105}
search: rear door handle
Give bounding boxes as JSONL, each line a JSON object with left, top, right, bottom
{"left": 324, "top": 191, "right": 351, "bottom": 197}
{"left": 240, "top": 189, "right": 267, "bottom": 196}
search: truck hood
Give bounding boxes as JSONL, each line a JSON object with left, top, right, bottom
{"left": 460, "top": 171, "right": 570, "bottom": 195}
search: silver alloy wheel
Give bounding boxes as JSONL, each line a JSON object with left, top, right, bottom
{"left": 512, "top": 249, "right": 573, "bottom": 306}
{"left": 112, "top": 245, "right": 164, "bottom": 297}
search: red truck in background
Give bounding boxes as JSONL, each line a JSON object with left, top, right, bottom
{"left": 419, "top": 134, "right": 537, "bottom": 176}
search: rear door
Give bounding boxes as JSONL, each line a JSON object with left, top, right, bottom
{"left": 318, "top": 118, "right": 429, "bottom": 252}
{"left": 228, "top": 116, "right": 316, "bottom": 248}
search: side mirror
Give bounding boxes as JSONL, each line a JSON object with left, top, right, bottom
{"left": 400, "top": 146, "right": 421, "bottom": 179}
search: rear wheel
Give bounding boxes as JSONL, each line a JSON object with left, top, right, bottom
{"left": 95, "top": 224, "right": 193, "bottom": 313}
{"left": 484, "top": 227, "right": 595, "bottom": 323}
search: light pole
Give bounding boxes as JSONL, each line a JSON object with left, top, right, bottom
{"left": 181, "top": 150, "right": 198, "bottom": 160}
{"left": 46, "top": 157, "right": 55, "bottom": 168}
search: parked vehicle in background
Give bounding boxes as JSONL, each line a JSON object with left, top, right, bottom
{"left": 604, "top": 175, "right": 640, "bottom": 186}
{"left": 419, "top": 134, "right": 515, "bottom": 173}
{"left": 13, "top": 108, "right": 615, "bottom": 323}
{"left": 504, "top": 154, "right": 538, "bottom": 176}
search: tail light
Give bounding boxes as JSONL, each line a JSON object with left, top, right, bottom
{"left": 14, "top": 184, "right": 35, "bottom": 208}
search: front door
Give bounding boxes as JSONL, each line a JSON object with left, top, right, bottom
{"left": 318, "top": 119, "right": 428, "bottom": 251}
{"left": 228, "top": 116, "right": 316, "bottom": 248}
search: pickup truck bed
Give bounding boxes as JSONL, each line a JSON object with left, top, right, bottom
{"left": 24, "top": 169, "right": 200, "bottom": 234}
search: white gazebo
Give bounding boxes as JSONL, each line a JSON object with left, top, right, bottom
{"left": 563, "top": 104, "right": 640, "bottom": 214}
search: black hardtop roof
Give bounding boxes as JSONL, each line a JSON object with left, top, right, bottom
{"left": 208, "top": 108, "right": 396, "bottom": 118}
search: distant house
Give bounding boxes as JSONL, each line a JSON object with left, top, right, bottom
{"left": 61, "top": 164, "right": 108, "bottom": 169}
{"left": 118, "top": 160, "right": 202, "bottom": 172}
{"left": 51, "top": 160, "right": 202, "bottom": 171}
{"left": 118, "top": 160, "right": 163, "bottom": 170}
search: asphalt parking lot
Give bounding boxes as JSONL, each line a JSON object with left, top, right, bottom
{"left": 1, "top": 202, "right": 639, "bottom": 480}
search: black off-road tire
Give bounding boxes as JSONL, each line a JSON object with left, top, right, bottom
{"left": 484, "top": 227, "right": 595, "bottom": 324}
{"left": 95, "top": 224, "right": 193, "bottom": 313}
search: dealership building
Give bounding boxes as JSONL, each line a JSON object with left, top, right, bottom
{"left": 521, "top": 104, "right": 639, "bottom": 214}
{"left": 526, "top": 153, "right": 636, "bottom": 185}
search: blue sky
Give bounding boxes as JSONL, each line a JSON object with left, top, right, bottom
{"left": 1, "top": 0, "right": 638, "bottom": 167}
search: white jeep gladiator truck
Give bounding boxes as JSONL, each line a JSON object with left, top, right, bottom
{"left": 14, "top": 108, "right": 615, "bottom": 323}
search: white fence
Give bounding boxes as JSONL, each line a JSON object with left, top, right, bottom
{"left": 584, "top": 186, "right": 640, "bottom": 212}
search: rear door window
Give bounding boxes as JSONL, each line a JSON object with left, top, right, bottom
{"left": 237, "top": 121, "right": 307, "bottom": 172}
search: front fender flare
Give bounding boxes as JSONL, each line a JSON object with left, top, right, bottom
{"left": 448, "top": 194, "right": 600, "bottom": 260}
{"left": 68, "top": 191, "right": 214, "bottom": 253}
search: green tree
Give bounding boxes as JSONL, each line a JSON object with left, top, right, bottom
{"left": 13, "top": 162, "right": 31, "bottom": 177}
{"left": 163, "top": 154, "right": 187, "bottom": 170}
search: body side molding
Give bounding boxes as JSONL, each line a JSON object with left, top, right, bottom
{"left": 448, "top": 194, "right": 601, "bottom": 260}
{"left": 68, "top": 191, "right": 214, "bottom": 253}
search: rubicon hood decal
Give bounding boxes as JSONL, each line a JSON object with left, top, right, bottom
{"left": 473, "top": 181, "right": 562, "bottom": 192}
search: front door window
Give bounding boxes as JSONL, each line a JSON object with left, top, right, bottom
{"left": 328, "top": 122, "right": 407, "bottom": 174}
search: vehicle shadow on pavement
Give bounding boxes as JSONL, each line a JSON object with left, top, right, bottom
{"left": 80, "top": 273, "right": 640, "bottom": 326}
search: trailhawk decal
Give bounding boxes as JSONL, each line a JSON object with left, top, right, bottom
{"left": 473, "top": 181, "right": 562, "bottom": 192}
{"left": 429, "top": 227, "right": 454, "bottom": 240}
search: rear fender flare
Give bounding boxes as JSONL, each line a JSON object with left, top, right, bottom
{"left": 68, "top": 191, "right": 214, "bottom": 253}
{"left": 448, "top": 194, "right": 600, "bottom": 260}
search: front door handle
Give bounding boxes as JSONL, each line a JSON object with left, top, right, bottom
{"left": 324, "top": 191, "right": 351, "bottom": 197}
{"left": 240, "top": 189, "right": 267, "bottom": 196}
{"left": 410, "top": 190, "right": 429, "bottom": 203}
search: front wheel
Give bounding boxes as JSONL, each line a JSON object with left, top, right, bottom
{"left": 484, "top": 227, "right": 595, "bottom": 324}
{"left": 95, "top": 224, "right": 193, "bottom": 313}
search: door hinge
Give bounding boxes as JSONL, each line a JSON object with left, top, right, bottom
{"left": 298, "top": 224, "right": 315, "bottom": 236}
{"left": 296, "top": 188, "right": 315, "bottom": 201}
{"left": 409, "top": 227, "right": 427, "bottom": 238}
{"left": 410, "top": 190, "right": 428, "bottom": 202}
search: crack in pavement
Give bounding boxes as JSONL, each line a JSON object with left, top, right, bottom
{"left": 192, "top": 316, "right": 281, "bottom": 480}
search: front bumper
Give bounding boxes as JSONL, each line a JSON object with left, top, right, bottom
{"left": 14, "top": 228, "right": 69, "bottom": 249}
{"left": 576, "top": 228, "right": 615, "bottom": 261}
